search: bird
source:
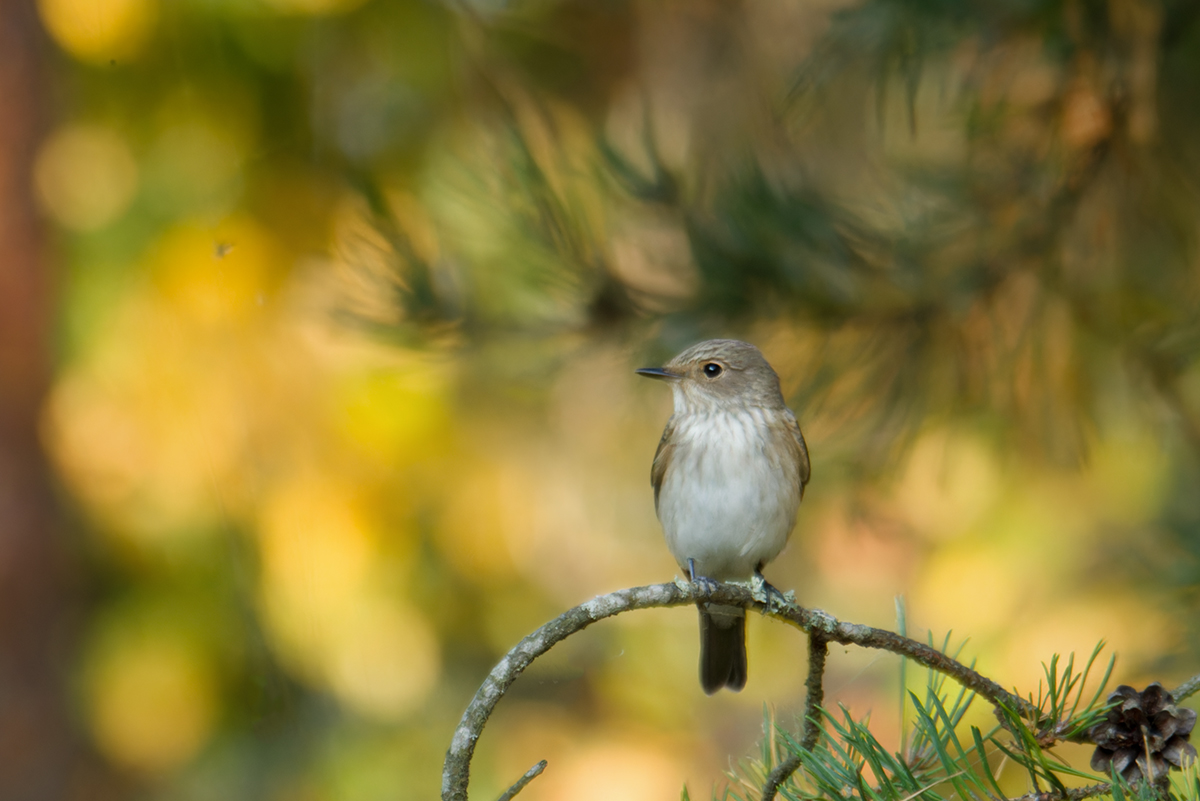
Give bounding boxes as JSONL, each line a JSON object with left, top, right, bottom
{"left": 637, "top": 339, "right": 810, "bottom": 694}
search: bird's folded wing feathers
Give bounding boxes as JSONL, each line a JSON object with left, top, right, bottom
{"left": 788, "top": 411, "right": 811, "bottom": 496}
{"left": 650, "top": 415, "right": 676, "bottom": 516}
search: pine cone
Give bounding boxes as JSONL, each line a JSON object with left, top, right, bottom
{"left": 1089, "top": 683, "right": 1197, "bottom": 784}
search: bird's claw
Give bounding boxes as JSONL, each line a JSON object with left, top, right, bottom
{"left": 753, "top": 571, "right": 792, "bottom": 614}
{"left": 687, "top": 558, "right": 721, "bottom": 597}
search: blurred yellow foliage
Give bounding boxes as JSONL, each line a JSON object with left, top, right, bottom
{"left": 915, "top": 542, "right": 1028, "bottom": 636}
{"left": 438, "top": 460, "right": 526, "bottom": 584}
{"left": 331, "top": 364, "right": 452, "bottom": 468}
{"left": 47, "top": 206, "right": 450, "bottom": 733}
{"left": 258, "top": 474, "right": 439, "bottom": 717}
{"left": 84, "top": 626, "right": 217, "bottom": 773}
{"left": 45, "top": 218, "right": 283, "bottom": 548}
{"left": 35, "top": 123, "right": 139, "bottom": 231}
{"left": 259, "top": 474, "right": 377, "bottom": 621}
{"left": 151, "top": 220, "right": 282, "bottom": 326}
{"left": 38, "top": 0, "right": 156, "bottom": 63}
{"left": 324, "top": 594, "right": 441, "bottom": 719}
{"left": 532, "top": 735, "right": 686, "bottom": 801}
{"left": 1002, "top": 597, "right": 1175, "bottom": 689}
{"left": 895, "top": 430, "right": 1000, "bottom": 542}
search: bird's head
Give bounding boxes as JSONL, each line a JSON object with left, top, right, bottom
{"left": 637, "top": 339, "right": 785, "bottom": 414}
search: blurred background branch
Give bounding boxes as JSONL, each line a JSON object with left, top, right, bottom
{"left": 0, "top": 1, "right": 109, "bottom": 798}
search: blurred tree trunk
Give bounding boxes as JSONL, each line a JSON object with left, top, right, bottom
{"left": 0, "top": 3, "right": 92, "bottom": 799}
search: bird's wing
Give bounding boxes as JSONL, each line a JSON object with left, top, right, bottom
{"left": 650, "top": 415, "right": 676, "bottom": 517}
{"left": 788, "top": 411, "right": 811, "bottom": 498}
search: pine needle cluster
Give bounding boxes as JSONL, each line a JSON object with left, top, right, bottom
{"left": 726, "top": 643, "right": 1197, "bottom": 801}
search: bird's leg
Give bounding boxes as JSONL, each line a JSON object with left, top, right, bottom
{"left": 753, "top": 564, "right": 789, "bottom": 613}
{"left": 687, "top": 558, "right": 720, "bottom": 597}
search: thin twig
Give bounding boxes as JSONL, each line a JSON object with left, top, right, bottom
{"left": 801, "top": 634, "right": 829, "bottom": 750}
{"left": 761, "top": 633, "right": 828, "bottom": 801}
{"left": 442, "top": 581, "right": 1035, "bottom": 801}
{"left": 1172, "top": 671, "right": 1200, "bottom": 703}
{"left": 495, "top": 760, "right": 547, "bottom": 801}
{"left": 1009, "top": 783, "right": 1113, "bottom": 801}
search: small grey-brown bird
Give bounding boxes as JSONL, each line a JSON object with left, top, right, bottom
{"left": 638, "top": 339, "right": 810, "bottom": 694}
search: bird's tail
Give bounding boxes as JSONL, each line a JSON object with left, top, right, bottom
{"left": 699, "top": 605, "right": 746, "bottom": 694}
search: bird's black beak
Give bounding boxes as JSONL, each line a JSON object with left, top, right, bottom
{"left": 636, "top": 367, "right": 680, "bottom": 381}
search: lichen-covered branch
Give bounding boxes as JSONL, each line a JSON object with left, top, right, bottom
{"left": 441, "top": 584, "right": 684, "bottom": 801}
{"left": 495, "top": 760, "right": 546, "bottom": 801}
{"left": 800, "top": 634, "right": 829, "bottom": 750}
{"left": 761, "top": 633, "right": 828, "bottom": 801}
{"left": 442, "top": 581, "right": 1036, "bottom": 801}
{"left": 1172, "top": 671, "right": 1200, "bottom": 703}
{"left": 1009, "top": 783, "right": 1113, "bottom": 801}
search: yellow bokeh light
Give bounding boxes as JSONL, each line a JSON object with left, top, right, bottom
{"left": 45, "top": 309, "right": 251, "bottom": 546}
{"left": 259, "top": 473, "right": 375, "bottom": 626}
{"left": 35, "top": 123, "right": 138, "bottom": 231}
{"left": 913, "top": 543, "right": 1027, "bottom": 635}
{"left": 536, "top": 738, "right": 685, "bottom": 801}
{"left": 85, "top": 634, "right": 217, "bottom": 773}
{"left": 438, "top": 461, "right": 523, "bottom": 583}
{"left": 332, "top": 362, "right": 451, "bottom": 468}
{"left": 38, "top": 0, "right": 156, "bottom": 64}
{"left": 1001, "top": 597, "right": 1174, "bottom": 690}
{"left": 326, "top": 595, "right": 441, "bottom": 720}
{"left": 257, "top": 475, "right": 439, "bottom": 717}
{"left": 42, "top": 213, "right": 282, "bottom": 546}
{"left": 894, "top": 429, "right": 999, "bottom": 541}
{"left": 151, "top": 219, "right": 283, "bottom": 326}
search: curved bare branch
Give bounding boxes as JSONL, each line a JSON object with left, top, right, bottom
{"left": 442, "top": 580, "right": 1036, "bottom": 801}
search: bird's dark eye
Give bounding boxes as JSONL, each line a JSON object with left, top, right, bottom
{"left": 702, "top": 362, "right": 723, "bottom": 378}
